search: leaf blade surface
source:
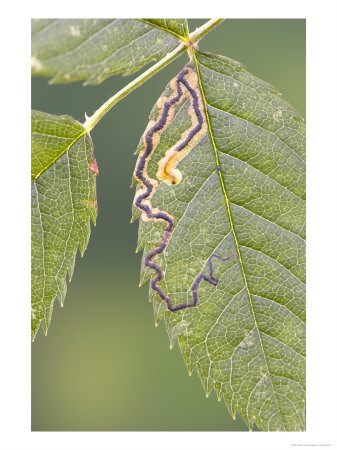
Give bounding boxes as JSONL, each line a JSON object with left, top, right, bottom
{"left": 134, "top": 52, "right": 305, "bottom": 431}
{"left": 31, "top": 111, "right": 98, "bottom": 339}
{"left": 140, "top": 19, "right": 189, "bottom": 39}
{"left": 31, "top": 19, "right": 185, "bottom": 85}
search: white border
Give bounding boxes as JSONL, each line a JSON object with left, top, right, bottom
{"left": 1, "top": 1, "right": 337, "bottom": 449}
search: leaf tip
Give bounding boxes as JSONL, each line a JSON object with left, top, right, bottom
{"left": 41, "top": 318, "right": 50, "bottom": 338}
{"left": 136, "top": 242, "right": 146, "bottom": 253}
{"left": 139, "top": 275, "right": 149, "bottom": 287}
{"left": 130, "top": 176, "right": 139, "bottom": 187}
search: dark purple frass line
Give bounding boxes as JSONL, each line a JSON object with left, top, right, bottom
{"left": 135, "top": 67, "right": 236, "bottom": 311}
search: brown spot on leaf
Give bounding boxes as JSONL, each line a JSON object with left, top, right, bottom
{"left": 91, "top": 199, "right": 98, "bottom": 210}
{"left": 82, "top": 198, "right": 98, "bottom": 211}
{"left": 89, "top": 159, "right": 99, "bottom": 175}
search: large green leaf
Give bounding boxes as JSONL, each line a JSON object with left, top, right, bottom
{"left": 31, "top": 19, "right": 186, "bottom": 85}
{"left": 133, "top": 51, "right": 305, "bottom": 431}
{"left": 31, "top": 111, "right": 98, "bottom": 340}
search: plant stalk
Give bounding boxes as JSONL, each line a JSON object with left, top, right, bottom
{"left": 189, "top": 18, "right": 224, "bottom": 43}
{"left": 83, "top": 43, "right": 186, "bottom": 132}
{"left": 83, "top": 18, "right": 225, "bottom": 133}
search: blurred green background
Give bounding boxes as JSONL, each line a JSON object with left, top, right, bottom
{"left": 31, "top": 19, "right": 305, "bottom": 431}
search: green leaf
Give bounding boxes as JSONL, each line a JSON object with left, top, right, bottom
{"left": 140, "top": 19, "right": 189, "bottom": 39}
{"left": 31, "top": 19, "right": 185, "bottom": 85}
{"left": 133, "top": 51, "right": 305, "bottom": 431}
{"left": 31, "top": 111, "right": 98, "bottom": 340}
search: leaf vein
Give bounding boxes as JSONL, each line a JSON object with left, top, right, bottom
{"left": 31, "top": 19, "right": 58, "bottom": 37}
{"left": 39, "top": 20, "right": 117, "bottom": 62}
{"left": 194, "top": 51, "right": 286, "bottom": 429}
{"left": 220, "top": 151, "right": 305, "bottom": 202}
{"left": 230, "top": 201, "right": 305, "bottom": 242}
{"left": 260, "top": 331, "right": 305, "bottom": 360}
{"left": 139, "top": 19, "right": 186, "bottom": 41}
{"left": 206, "top": 100, "right": 305, "bottom": 165}
{"left": 240, "top": 244, "right": 305, "bottom": 285}
{"left": 252, "top": 294, "right": 305, "bottom": 326}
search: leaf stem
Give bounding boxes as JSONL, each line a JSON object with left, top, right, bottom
{"left": 83, "top": 43, "right": 186, "bottom": 132}
{"left": 83, "top": 19, "right": 224, "bottom": 133}
{"left": 189, "top": 18, "right": 225, "bottom": 43}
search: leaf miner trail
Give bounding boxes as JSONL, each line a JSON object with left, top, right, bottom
{"left": 134, "top": 66, "right": 236, "bottom": 311}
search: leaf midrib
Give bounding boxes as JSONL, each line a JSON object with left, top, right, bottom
{"left": 139, "top": 19, "right": 188, "bottom": 42}
{"left": 193, "top": 51, "right": 286, "bottom": 430}
{"left": 196, "top": 58, "right": 305, "bottom": 164}
{"left": 31, "top": 129, "right": 86, "bottom": 182}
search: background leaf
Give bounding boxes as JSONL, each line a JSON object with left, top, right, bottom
{"left": 31, "top": 111, "right": 98, "bottom": 340}
{"left": 140, "top": 19, "right": 189, "bottom": 39}
{"left": 31, "top": 19, "right": 186, "bottom": 85}
{"left": 134, "top": 51, "right": 305, "bottom": 431}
